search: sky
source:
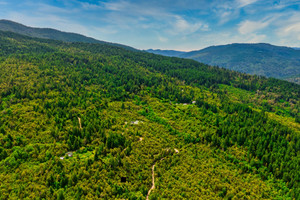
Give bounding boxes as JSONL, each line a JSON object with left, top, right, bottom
{"left": 0, "top": 0, "right": 300, "bottom": 51}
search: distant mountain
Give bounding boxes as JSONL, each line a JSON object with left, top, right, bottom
{"left": 294, "top": 47, "right": 300, "bottom": 50}
{"left": 0, "top": 19, "right": 135, "bottom": 50}
{"left": 148, "top": 43, "right": 300, "bottom": 83}
{"left": 146, "top": 49, "right": 186, "bottom": 57}
{"left": 182, "top": 43, "right": 300, "bottom": 80}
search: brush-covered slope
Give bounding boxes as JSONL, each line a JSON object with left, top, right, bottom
{"left": 0, "top": 31, "right": 299, "bottom": 199}
{"left": 0, "top": 19, "right": 135, "bottom": 51}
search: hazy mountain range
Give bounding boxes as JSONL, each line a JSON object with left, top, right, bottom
{"left": 147, "top": 44, "right": 300, "bottom": 84}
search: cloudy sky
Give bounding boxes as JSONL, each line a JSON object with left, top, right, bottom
{"left": 0, "top": 0, "right": 300, "bottom": 50}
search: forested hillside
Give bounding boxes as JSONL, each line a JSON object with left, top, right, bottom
{"left": 147, "top": 43, "right": 300, "bottom": 84}
{"left": 0, "top": 31, "right": 299, "bottom": 199}
{"left": 0, "top": 20, "right": 135, "bottom": 51}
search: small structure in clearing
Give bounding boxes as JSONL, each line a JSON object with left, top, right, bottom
{"left": 131, "top": 120, "right": 142, "bottom": 125}
{"left": 59, "top": 152, "right": 73, "bottom": 160}
{"left": 66, "top": 152, "right": 73, "bottom": 157}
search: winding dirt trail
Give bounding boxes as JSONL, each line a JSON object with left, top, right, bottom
{"left": 146, "top": 164, "right": 156, "bottom": 200}
{"left": 78, "top": 117, "right": 82, "bottom": 129}
{"left": 146, "top": 149, "right": 179, "bottom": 199}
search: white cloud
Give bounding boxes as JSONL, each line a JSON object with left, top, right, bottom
{"left": 19, "top": 1, "right": 78, "bottom": 14}
{"left": 102, "top": 0, "right": 129, "bottom": 11}
{"left": 174, "top": 17, "right": 198, "bottom": 33}
{"left": 275, "top": 12, "right": 300, "bottom": 45}
{"left": 80, "top": 2, "right": 102, "bottom": 10}
{"left": 158, "top": 35, "right": 168, "bottom": 42}
{"left": 238, "top": 20, "right": 269, "bottom": 35}
{"left": 246, "top": 33, "right": 267, "bottom": 43}
{"left": 272, "top": 0, "right": 300, "bottom": 10}
{"left": 170, "top": 16, "right": 209, "bottom": 35}
{"left": 283, "top": 22, "right": 300, "bottom": 35}
{"left": 212, "top": 1, "right": 241, "bottom": 25}
{"left": 0, "top": 1, "right": 7, "bottom": 5}
{"left": 236, "top": 0, "right": 258, "bottom": 8}
{"left": 218, "top": 10, "right": 239, "bottom": 25}
{"left": 99, "top": 0, "right": 209, "bottom": 37}
{"left": 101, "top": 0, "right": 174, "bottom": 20}
{"left": 37, "top": 4, "right": 77, "bottom": 14}
{"left": 212, "top": 0, "right": 260, "bottom": 25}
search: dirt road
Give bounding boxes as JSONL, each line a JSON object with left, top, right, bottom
{"left": 146, "top": 164, "right": 156, "bottom": 200}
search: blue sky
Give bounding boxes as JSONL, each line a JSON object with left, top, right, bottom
{"left": 0, "top": 0, "right": 300, "bottom": 50}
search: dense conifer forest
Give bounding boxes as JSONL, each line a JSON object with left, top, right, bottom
{"left": 0, "top": 31, "right": 299, "bottom": 199}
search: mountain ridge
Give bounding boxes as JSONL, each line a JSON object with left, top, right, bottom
{"left": 0, "top": 19, "right": 136, "bottom": 51}
{"left": 147, "top": 43, "right": 300, "bottom": 84}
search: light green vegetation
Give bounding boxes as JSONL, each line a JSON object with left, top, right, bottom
{"left": 0, "top": 31, "right": 299, "bottom": 199}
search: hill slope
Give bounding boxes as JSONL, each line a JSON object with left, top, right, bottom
{"left": 0, "top": 19, "right": 135, "bottom": 50}
{"left": 147, "top": 43, "right": 300, "bottom": 83}
{"left": 0, "top": 31, "right": 299, "bottom": 199}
